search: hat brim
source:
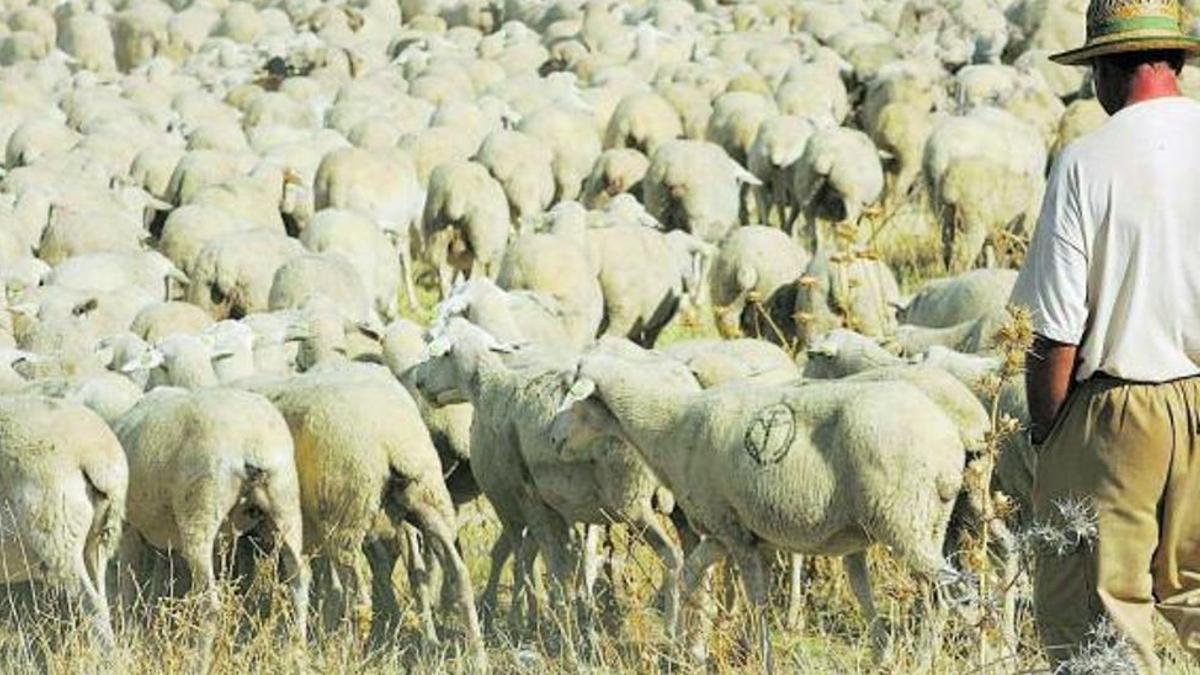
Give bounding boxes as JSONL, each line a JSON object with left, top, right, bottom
{"left": 1051, "top": 35, "right": 1200, "bottom": 66}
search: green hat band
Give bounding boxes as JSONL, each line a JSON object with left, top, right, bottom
{"left": 1090, "top": 14, "right": 1183, "bottom": 37}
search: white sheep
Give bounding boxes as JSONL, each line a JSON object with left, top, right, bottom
{"left": 496, "top": 229, "right": 603, "bottom": 350}
{"left": 411, "top": 320, "right": 684, "bottom": 639}
{"left": 248, "top": 365, "right": 486, "bottom": 664}
{"left": 300, "top": 208, "right": 405, "bottom": 319}
{"left": 708, "top": 225, "right": 811, "bottom": 340}
{"left": 791, "top": 126, "right": 885, "bottom": 248}
{"left": 267, "top": 252, "right": 377, "bottom": 326}
{"left": 421, "top": 160, "right": 512, "bottom": 298}
{"left": 580, "top": 148, "right": 649, "bottom": 210}
{"left": 112, "top": 388, "right": 309, "bottom": 641}
{"left": 586, "top": 223, "right": 711, "bottom": 346}
{"left": 642, "top": 139, "right": 761, "bottom": 244}
{"left": 900, "top": 269, "right": 1018, "bottom": 329}
{"left": 185, "top": 229, "right": 305, "bottom": 320}
{"left": 603, "top": 90, "right": 683, "bottom": 154}
{"left": 0, "top": 395, "right": 127, "bottom": 645}
{"left": 473, "top": 128, "right": 557, "bottom": 226}
{"left": 554, "top": 344, "right": 965, "bottom": 664}
{"left": 517, "top": 105, "right": 603, "bottom": 203}
{"left": 747, "top": 115, "right": 817, "bottom": 227}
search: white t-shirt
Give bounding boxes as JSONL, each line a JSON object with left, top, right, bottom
{"left": 1011, "top": 96, "right": 1200, "bottom": 383}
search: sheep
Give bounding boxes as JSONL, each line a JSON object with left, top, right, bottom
{"left": 247, "top": 366, "right": 485, "bottom": 664}
{"left": 299, "top": 208, "right": 404, "bottom": 321}
{"left": 267, "top": 252, "right": 377, "bottom": 326}
{"left": 434, "top": 278, "right": 576, "bottom": 352}
{"left": 774, "top": 61, "right": 850, "bottom": 126}
{"left": 472, "top": 128, "right": 557, "bottom": 226}
{"left": 164, "top": 150, "right": 259, "bottom": 208}
{"left": 421, "top": 160, "right": 512, "bottom": 298}
{"left": 130, "top": 301, "right": 215, "bottom": 342}
{"left": 57, "top": 11, "right": 117, "bottom": 73}
{"left": 495, "top": 227, "right": 603, "bottom": 349}
{"left": 46, "top": 251, "right": 189, "bottom": 301}
{"left": 802, "top": 329, "right": 904, "bottom": 380}
{"left": 410, "top": 320, "right": 683, "bottom": 639}
{"left": 112, "top": 388, "right": 309, "bottom": 641}
{"left": 793, "top": 247, "right": 901, "bottom": 349}
{"left": 553, "top": 344, "right": 965, "bottom": 664}
{"left": 36, "top": 199, "right": 149, "bottom": 266}
{"left": 923, "top": 107, "right": 1047, "bottom": 272}
{"left": 312, "top": 148, "right": 424, "bottom": 304}
{"left": 185, "top": 229, "right": 306, "bottom": 320}
{"left": 900, "top": 269, "right": 1019, "bottom": 329}
{"left": 113, "top": 2, "right": 170, "bottom": 71}
{"left": 517, "top": 106, "right": 602, "bottom": 203}
{"left": 705, "top": 92, "right": 777, "bottom": 170}
{"left": 580, "top": 148, "right": 650, "bottom": 209}
{"left": 381, "top": 319, "right": 477, "bottom": 507}
{"left": 919, "top": 346, "right": 1036, "bottom": 527}
{"left": 791, "top": 126, "right": 885, "bottom": 249}
{"left": 893, "top": 308, "right": 1011, "bottom": 357}
{"left": 156, "top": 204, "right": 258, "bottom": 275}
{"left": 655, "top": 81, "right": 712, "bottom": 141}
{"left": 396, "top": 126, "right": 480, "bottom": 187}
{"left": 642, "top": 139, "right": 761, "bottom": 244}
{"left": 708, "top": 225, "right": 811, "bottom": 341}
{"left": 747, "top": 115, "right": 817, "bottom": 228}
{"left": 662, "top": 337, "right": 799, "bottom": 388}
{"left": 1053, "top": 98, "right": 1108, "bottom": 158}
{"left": 0, "top": 395, "right": 127, "bottom": 646}
{"left": 585, "top": 223, "right": 710, "bottom": 346}
{"left": 603, "top": 90, "right": 683, "bottom": 154}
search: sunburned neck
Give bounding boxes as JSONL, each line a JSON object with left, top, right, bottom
{"left": 1125, "top": 69, "right": 1182, "bottom": 107}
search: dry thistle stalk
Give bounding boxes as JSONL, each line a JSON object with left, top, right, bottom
{"left": 955, "top": 308, "right": 1034, "bottom": 665}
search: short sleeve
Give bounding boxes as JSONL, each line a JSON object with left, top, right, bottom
{"left": 1009, "top": 152, "right": 1089, "bottom": 345}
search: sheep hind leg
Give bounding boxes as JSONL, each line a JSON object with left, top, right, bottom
{"left": 261, "top": 483, "right": 310, "bottom": 645}
{"left": 179, "top": 532, "right": 221, "bottom": 667}
{"left": 398, "top": 247, "right": 419, "bottom": 311}
{"left": 72, "top": 555, "right": 114, "bottom": 649}
{"left": 479, "top": 527, "right": 512, "bottom": 634}
{"left": 636, "top": 513, "right": 682, "bottom": 639}
{"left": 331, "top": 544, "right": 373, "bottom": 644}
{"left": 409, "top": 503, "right": 487, "bottom": 671}
{"left": 844, "top": 551, "right": 890, "bottom": 661}
{"left": 729, "top": 545, "right": 774, "bottom": 673}
{"left": 681, "top": 538, "right": 725, "bottom": 664}
{"left": 786, "top": 553, "right": 805, "bottom": 632}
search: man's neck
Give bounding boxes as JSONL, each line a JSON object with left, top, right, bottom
{"left": 1126, "top": 68, "right": 1182, "bottom": 107}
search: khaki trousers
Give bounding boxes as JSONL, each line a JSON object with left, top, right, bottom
{"left": 1034, "top": 376, "right": 1200, "bottom": 674}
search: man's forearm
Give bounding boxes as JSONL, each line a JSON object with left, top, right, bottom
{"left": 1026, "top": 335, "right": 1079, "bottom": 445}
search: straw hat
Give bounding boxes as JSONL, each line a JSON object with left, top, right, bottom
{"left": 1051, "top": 0, "right": 1200, "bottom": 65}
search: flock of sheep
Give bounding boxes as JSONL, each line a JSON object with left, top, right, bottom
{"left": 2, "top": 0, "right": 1198, "bottom": 669}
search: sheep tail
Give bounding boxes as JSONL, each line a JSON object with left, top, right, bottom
{"left": 82, "top": 466, "right": 124, "bottom": 587}
{"left": 243, "top": 461, "right": 268, "bottom": 487}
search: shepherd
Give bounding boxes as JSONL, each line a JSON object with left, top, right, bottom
{"left": 1012, "top": 0, "right": 1200, "bottom": 672}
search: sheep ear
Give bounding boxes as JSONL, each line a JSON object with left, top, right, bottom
{"left": 557, "top": 377, "right": 597, "bottom": 413}
{"left": 807, "top": 342, "right": 837, "bottom": 358}
{"left": 121, "top": 348, "right": 163, "bottom": 373}
{"left": 733, "top": 164, "right": 762, "bottom": 187}
{"left": 167, "top": 267, "right": 191, "bottom": 287}
{"left": 426, "top": 335, "right": 454, "bottom": 358}
{"left": 93, "top": 343, "right": 116, "bottom": 368}
{"left": 211, "top": 349, "right": 236, "bottom": 362}
{"left": 355, "top": 319, "right": 384, "bottom": 342}
{"left": 486, "top": 337, "right": 521, "bottom": 354}
{"left": 8, "top": 303, "right": 38, "bottom": 318}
